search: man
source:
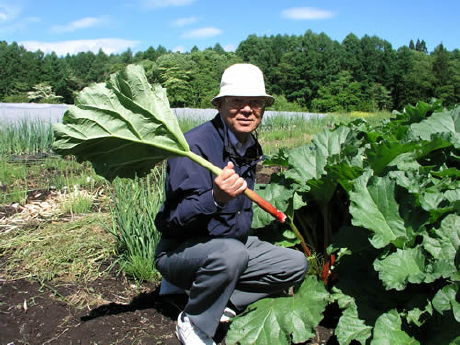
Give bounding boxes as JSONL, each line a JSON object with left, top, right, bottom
{"left": 155, "top": 63, "right": 307, "bottom": 345}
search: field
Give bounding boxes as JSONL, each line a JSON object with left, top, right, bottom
{"left": 0, "top": 109, "right": 348, "bottom": 345}
{"left": 1, "top": 103, "right": 459, "bottom": 345}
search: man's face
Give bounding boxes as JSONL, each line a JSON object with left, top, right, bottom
{"left": 218, "top": 96, "right": 266, "bottom": 142}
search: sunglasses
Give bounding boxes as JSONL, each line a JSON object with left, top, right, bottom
{"left": 225, "top": 97, "right": 266, "bottom": 110}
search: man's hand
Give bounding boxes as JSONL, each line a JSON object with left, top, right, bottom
{"left": 213, "top": 161, "right": 247, "bottom": 204}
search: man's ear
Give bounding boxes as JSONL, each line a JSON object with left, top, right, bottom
{"left": 215, "top": 98, "right": 223, "bottom": 110}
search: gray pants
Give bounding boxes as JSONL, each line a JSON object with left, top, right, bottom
{"left": 155, "top": 236, "right": 308, "bottom": 337}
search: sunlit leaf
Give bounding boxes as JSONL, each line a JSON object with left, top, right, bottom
{"left": 226, "top": 276, "right": 329, "bottom": 345}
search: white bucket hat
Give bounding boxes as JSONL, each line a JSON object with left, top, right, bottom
{"left": 211, "top": 63, "right": 274, "bottom": 106}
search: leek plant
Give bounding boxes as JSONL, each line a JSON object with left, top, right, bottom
{"left": 108, "top": 164, "right": 165, "bottom": 282}
{"left": 0, "top": 118, "right": 54, "bottom": 155}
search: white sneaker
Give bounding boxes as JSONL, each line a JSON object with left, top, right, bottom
{"left": 219, "top": 307, "right": 236, "bottom": 323}
{"left": 176, "top": 312, "right": 216, "bottom": 345}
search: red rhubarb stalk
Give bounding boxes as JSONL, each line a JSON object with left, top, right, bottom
{"left": 244, "top": 188, "right": 287, "bottom": 223}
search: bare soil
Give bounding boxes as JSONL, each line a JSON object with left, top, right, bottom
{"left": 0, "top": 271, "right": 334, "bottom": 345}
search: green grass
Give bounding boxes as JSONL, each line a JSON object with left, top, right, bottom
{"left": 0, "top": 160, "right": 28, "bottom": 204}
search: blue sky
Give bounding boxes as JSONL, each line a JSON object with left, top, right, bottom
{"left": 1, "top": 0, "right": 459, "bottom": 55}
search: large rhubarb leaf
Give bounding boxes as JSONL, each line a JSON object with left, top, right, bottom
{"left": 53, "top": 64, "right": 190, "bottom": 179}
{"left": 422, "top": 214, "right": 460, "bottom": 281}
{"left": 432, "top": 284, "right": 460, "bottom": 322}
{"left": 332, "top": 288, "right": 372, "bottom": 345}
{"left": 409, "top": 106, "right": 460, "bottom": 147}
{"left": 366, "top": 141, "right": 420, "bottom": 175}
{"left": 225, "top": 276, "right": 329, "bottom": 345}
{"left": 370, "top": 310, "right": 420, "bottom": 345}
{"left": 373, "top": 247, "right": 427, "bottom": 290}
{"left": 349, "top": 170, "right": 413, "bottom": 249}
{"left": 284, "top": 126, "right": 351, "bottom": 184}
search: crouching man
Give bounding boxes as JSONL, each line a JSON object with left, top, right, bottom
{"left": 155, "top": 63, "right": 307, "bottom": 345}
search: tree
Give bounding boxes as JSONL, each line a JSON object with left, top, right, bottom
{"left": 368, "top": 83, "right": 392, "bottom": 110}
{"left": 415, "top": 39, "right": 428, "bottom": 53}
{"left": 212, "top": 43, "right": 225, "bottom": 54}
{"left": 27, "top": 82, "right": 63, "bottom": 103}
{"left": 341, "top": 33, "right": 365, "bottom": 82}
{"left": 277, "top": 31, "right": 342, "bottom": 108}
{"left": 237, "top": 33, "right": 298, "bottom": 96}
{"left": 190, "top": 49, "right": 241, "bottom": 108}
{"left": 311, "top": 71, "right": 363, "bottom": 112}
{"left": 86, "top": 49, "right": 109, "bottom": 82}
{"left": 397, "top": 49, "right": 435, "bottom": 108}
{"left": 64, "top": 51, "right": 96, "bottom": 84}
{"left": 431, "top": 44, "right": 460, "bottom": 105}
{"left": 409, "top": 40, "right": 415, "bottom": 50}
{"left": 157, "top": 53, "right": 195, "bottom": 107}
{"left": 358, "top": 35, "right": 396, "bottom": 87}
{"left": 120, "top": 48, "right": 134, "bottom": 64}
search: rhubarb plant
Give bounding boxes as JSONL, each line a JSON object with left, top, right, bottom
{"left": 227, "top": 101, "right": 459, "bottom": 345}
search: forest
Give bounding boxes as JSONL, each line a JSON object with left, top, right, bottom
{"left": 1, "top": 30, "right": 459, "bottom": 112}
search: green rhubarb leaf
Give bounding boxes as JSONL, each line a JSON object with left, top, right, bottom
{"left": 225, "top": 276, "right": 329, "bottom": 345}
{"left": 405, "top": 303, "right": 433, "bottom": 327}
{"left": 252, "top": 183, "right": 304, "bottom": 229}
{"left": 284, "top": 126, "right": 351, "bottom": 184}
{"left": 336, "top": 304, "right": 372, "bottom": 345}
{"left": 349, "top": 170, "right": 411, "bottom": 249}
{"left": 432, "top": 284, "right": 460, "bottom": 322}
{"left": 327, "top": 162, "right": 364, "bottom": 192}
{"left": 283, "top": 144, "right": 326, "bottom": 183}
{"left": 423, "top": 214, "right": 460, "bottom": 271}
{"left": 423, "top": 214, "right": 460, "bottom": 280}
{"left": 53, "top": 64, "right": 190, "bottom": 180}
{"left": 409, "top": 106, "right": 460, "bottom": 147}
{"left": 373, "top": 247, "right": 427, "bottom": 290}
{"left": 366, "top": 141, "right": 419, "bottom": 175}
{"left": 332, "top": 288, "right": 372, "bottom": 345}
{"left": 370, "top": 309, "right": 420, "bottom": 345}
{"left": 263, "top": 147, "right": 290, "bottom": 167}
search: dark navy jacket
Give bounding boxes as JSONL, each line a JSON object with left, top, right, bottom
{"left": 155, "top": 114, "right": 262, "bottom": 241}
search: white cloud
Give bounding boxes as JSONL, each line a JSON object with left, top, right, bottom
{"left": 0, "top": 16, "right": 40, "bottom": 35}
{"left": 51, "top": 16, "right": 110, "bottom": 33}
{"left": 223, "top": 44, "right": 235, "bottom": 52}
{"left": 171, "top": 16, "right": 198, "bottom": 27}
{"left": 143, "top": 0, "right": 195, "bottom": 8}
{"left": 172, "top": 45, "right": 186, "bottom": 52}
{"left": 282, "top": 7, "right": 335, "bottom": 20}
{"left": 19, "top": 38, "right": 139, "bottom": 55}
{"left": 0, "top": 3, "right": 20, "bottom": 23}
{"left": 182, "top": 27, "right": 222, "bottom": 39}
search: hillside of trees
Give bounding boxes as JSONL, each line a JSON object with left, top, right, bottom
{"left": 1, "top": 30, "right": 459, "bottom": 112}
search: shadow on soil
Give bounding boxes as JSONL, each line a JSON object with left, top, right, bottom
{"left": 80, "top": 287, "right": 236, "bottom": 344}
{"left": 81, "top": 286, "right": 186, "bottom": 322}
